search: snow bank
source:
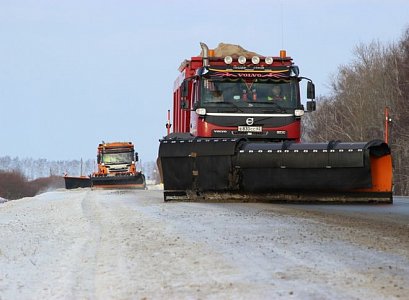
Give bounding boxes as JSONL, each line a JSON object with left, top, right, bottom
{"left": 146, "top": 183, "right": 163, "bottom": 190}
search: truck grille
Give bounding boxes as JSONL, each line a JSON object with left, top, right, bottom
{"left": 108, "top": 164, "right": 130, "bottom": 173}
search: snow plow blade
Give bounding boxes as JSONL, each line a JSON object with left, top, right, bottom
{"left": 158, "top": 138, "right": 392, "bottom": 203}
{"left": 91, "top": 173, "right": 146, "bottom": 189}
{"left": 64, "top": 176, "right": 91, "bottom": 189}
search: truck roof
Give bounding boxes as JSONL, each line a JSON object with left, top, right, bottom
{"left": 98, "top": 142, "right": 134, "bottom": 149}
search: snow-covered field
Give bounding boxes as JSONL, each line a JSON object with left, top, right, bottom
{"left": 0, "top": 188, "right": 408, "bottom": 299}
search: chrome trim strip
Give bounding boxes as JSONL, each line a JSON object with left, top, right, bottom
{"left": 206, "top": 112, "right": 294, "bottom": 117}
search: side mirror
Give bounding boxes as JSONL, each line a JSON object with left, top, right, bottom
{"left": 135, "top": 152, "right": 139, "bottom": 162}
{"left": 180, "top": 79, "right": 190, "bottom": 109}
{"left": 97, "top": 154, "right": 101, "bottom": 164}
{"left": 307, "top": 81, "right": 315, "bottom": 99}
{"left": 180, "top": 100, "right": 189, "bottom": 109}
{"left": 307, "top": 100, "right": 316, "bottom": 112}
{"left": 181, "top": 80, "right": 189, "bottom": 97}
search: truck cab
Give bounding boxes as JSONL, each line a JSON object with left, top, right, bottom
{"left": 172, "top": 44, "right": 315, "bottom": 142}
{"left": 96, "top": 142, "right": 138, "bottom": 175}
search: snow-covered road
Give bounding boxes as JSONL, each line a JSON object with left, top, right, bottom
{"left": 0, "top": 188, "right": 408, "bottom": 299}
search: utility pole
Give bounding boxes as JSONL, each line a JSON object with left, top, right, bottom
{"left": 384, "top": 107, "right": 392, "bottom": 144}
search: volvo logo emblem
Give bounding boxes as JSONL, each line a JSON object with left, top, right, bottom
{"left": 246, "top": 118, "right": 254, "bottom": 126}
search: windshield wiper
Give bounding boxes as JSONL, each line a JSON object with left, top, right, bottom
{"left": 255, "top": 101, "right": 286, "bottom": 113}
{"left": 217, "top": 101, "right": 245, "bottom": 112}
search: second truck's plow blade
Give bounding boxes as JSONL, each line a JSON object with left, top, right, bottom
{"left": 159, "top": 138, "right": 392, "bottom": 203}
{"left": 91, "top": 173, "right": 146, "bottom": 189}
{"left": 64, "top": 176, "right": 92, "bottom": 189}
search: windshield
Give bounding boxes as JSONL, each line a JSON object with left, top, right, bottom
{"left": 101, "top": 152, "right": 133, "bottom": 164}
{"left": 199, "top": 78, "right": 300, "bottom": 110}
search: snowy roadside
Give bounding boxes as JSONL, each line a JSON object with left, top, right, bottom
{"left": 0, "top": 189, "right": 271, "bottom": 299}
{"left": 146, "top": 183, "right": 163, "bottom": 190}
{"left": 0, "top": 189, "right": 408, "bottom": 299}
{"left": 0, "top": 189, "right": 95, "bottom": 298}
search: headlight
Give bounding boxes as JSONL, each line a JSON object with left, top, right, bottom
{"left": 294, "top": 109, "right": 304, "bottom": 117}
{"left": 265, "top": 56, "right": 273, "bottom": 64}
{"left": 251, "top": 56, "right": 260, "bottom": 64}
{"left": 224, "top": 56, "right": 233, "bottom": 64}
{"left": 196, "top": 108, "right": 206, "bottom": 116}
{"left": 238, "top": 56, "right": 246, "bottom": 64}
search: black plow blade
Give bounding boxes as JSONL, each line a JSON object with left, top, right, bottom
{"left": 91, "top": 173, "right": 146, "bottom": 189}
{"left": 158, "top": 138, "right": 392, "bottom": 203}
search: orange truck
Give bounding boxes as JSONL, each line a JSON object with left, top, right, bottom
{"left": 91, "top": 142, "right": 146, "bottom": 189}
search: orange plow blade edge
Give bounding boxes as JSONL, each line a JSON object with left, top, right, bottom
{"left": 358, "top": 153, "right": 393, "bottom": 195}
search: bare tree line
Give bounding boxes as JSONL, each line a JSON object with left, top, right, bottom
{"left": 0, "top": 156, "right": 160, "bottom": 185}
{"left": 304, "top": 27, "right": 409, "bottom": 195}
{"left": 0, "top": 156, "right": 95, "bottom": 180}
{"left": 0, "top": 171, "right": 64, "bottom": 200}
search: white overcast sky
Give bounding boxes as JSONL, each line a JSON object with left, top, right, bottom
{"left": 0, "top": 0, "right": 408, "bottom": 162}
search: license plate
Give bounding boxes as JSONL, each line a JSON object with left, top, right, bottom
{"left": 238, "top": 126, "right": 262, "bottom": 132}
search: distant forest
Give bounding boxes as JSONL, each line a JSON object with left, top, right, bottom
{"left": 0, "top": 156, "right": 94, "bottom": 179}
{"left": 304, "top": 27, "right": 409, "bottom": 195}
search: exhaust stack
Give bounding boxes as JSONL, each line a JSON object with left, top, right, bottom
{"left": 200, "top": 42, "right": 210, "bottom": 67}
